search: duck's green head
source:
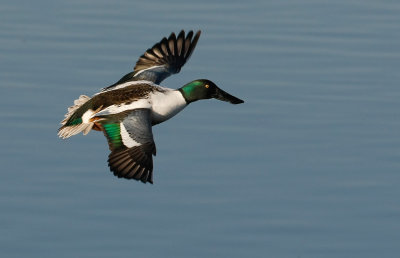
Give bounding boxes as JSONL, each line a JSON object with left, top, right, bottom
{"left": 179, "top": 79, "right": 244, "bottom": 104}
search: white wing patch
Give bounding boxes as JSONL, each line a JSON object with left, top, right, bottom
{"left": 120, "top": 123, "right": 141, "bottom": 148}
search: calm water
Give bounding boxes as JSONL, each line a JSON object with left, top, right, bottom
{"left": 1, "top": 0, "right": 400, "bottom": 257}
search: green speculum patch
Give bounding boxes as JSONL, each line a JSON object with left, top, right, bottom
{"left": 103, "top": 123, "right": 122, "bottom": 148}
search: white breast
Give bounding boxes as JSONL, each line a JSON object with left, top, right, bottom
{"left": 150, "top": 89, "right": 187, "bottom": 124}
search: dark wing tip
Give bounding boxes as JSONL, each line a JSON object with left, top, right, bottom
{"left": 184, "top": 30, "right": 201, "bottom": 63}
{"left": 132, "top": 30, "right": 202, "bottom": 84}
{"left": 108, "top": 145, "right": 155, "bottom": 184}
{"left": 103, "top": 30, "right": 202, "bottom": 90}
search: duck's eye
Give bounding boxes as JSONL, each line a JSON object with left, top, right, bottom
{"left": 205, "top": 84, "right": 209, "bottom": 88}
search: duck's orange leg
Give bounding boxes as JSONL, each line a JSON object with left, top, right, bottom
{"left": 92, "top": 122, "right": 103, "bottom": 131}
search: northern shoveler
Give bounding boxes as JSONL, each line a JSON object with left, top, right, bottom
{"left": 58, "top": 30, "right": 244, "bottom": 184}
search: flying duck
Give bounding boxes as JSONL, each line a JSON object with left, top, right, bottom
{"left": 58, "top": 30, "right": 244, "bottom": 184}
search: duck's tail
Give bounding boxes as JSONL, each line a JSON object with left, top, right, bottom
{"left": 58, "top": 95, "right": 94, "bottom": 139}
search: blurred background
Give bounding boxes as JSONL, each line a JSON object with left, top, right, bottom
{"left": 1, "top": 0, "right": 400, "bottom": 257}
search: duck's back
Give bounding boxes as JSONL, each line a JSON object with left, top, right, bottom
{"left": 58, "top": 82, "right": 156, "bottom": 138}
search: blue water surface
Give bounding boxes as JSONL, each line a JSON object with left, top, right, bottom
{"left": 1, "top": 0, "right": 400, "bottom": 257}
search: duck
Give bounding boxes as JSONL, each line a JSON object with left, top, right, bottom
{"left": 58, "top": 30, "right": 244, "bottom": 184}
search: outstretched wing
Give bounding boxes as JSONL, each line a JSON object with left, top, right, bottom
{"left": 104, "top": 30, "right": 201, "bottom": 90}
{"left": 100, "top": 109, "right": 156, "bottom": 184}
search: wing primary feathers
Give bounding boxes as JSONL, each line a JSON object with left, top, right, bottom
{"left": 160, "top": 38, "right": 169, "bottom": 57}
{"left": 168, "top": 33, "right": 176, "bottom": 56}
{"left": 107, "top": 30, "right": 201, "bottom": 86}
{"left": 176, "top": 30, "right": 185, "bottom": 57}
{"left": 107, "top": 146, "right": 154, "bottom": 184}
{"left": 127, "top": 165, "right": 141, "bottom": 178}
{"left": 185, "top": 30, "right": 201, "bottom": 62}
{"left": 183, "top": 31, "right": 194, "bottom": 57}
